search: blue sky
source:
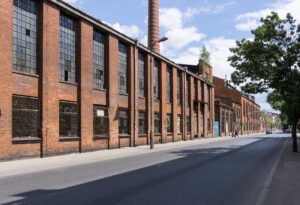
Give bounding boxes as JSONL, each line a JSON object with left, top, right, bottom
{"left": 64, "top": 0, "right": 300, "bottom": 111}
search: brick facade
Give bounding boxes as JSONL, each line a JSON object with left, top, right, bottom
{"left": 0, "top": 0, "right": 215, "bottom": 161}
{"left": 213, "top": 76, "right": 261, "bottom": 136}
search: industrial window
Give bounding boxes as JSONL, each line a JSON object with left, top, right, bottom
{"left": 60, "top": 14, "right": 77, "bottom": 83}
{"left": 201, "top": 82, "right": 205, "bottom": 101}
{"left": 177, "top": 72, "right": 182, "bottom": 105}
{"left": 208, "top": 86, "right": 211, "bottom": 112}
{"left": 12, "top": 96, "right": 40, "bottom": 139}
{"left": 194, "top": 80, "right": 197, "bottom": 100}
{"left": 93, "top": 106, "right": 109, "bottom": 137}
{"left": 194, "top": 112, "right": 198, "bottom": 135}
{"left": 138, "top": 52, "right": 146, "bottom": 97}
{"left": 222, "top": 110, "right": 225, "bottom": 132}
{"left": 119, "top": 109, "right": 129, "bottom": 135}
{"left": 208, "top": 118, "right": 211, "bottom": 132}
{"left": 59, "top": 102, "right": 79, "bottom": 138}
{"left": 12, "top": 0, "right": 38, "bottom": 74}
{"left": 186, "top": 115, "right": 191, "bottom": 133}
{"left": 93, "top": 31, "right": 106, "bottom": 89}
{"left": 167, "top": 113, "right": 172, "bottom": 133}
{"left": 138, "top": 111, "right": 147, "bottom": 135}
{"left": 118, "top": 43, "right": 128, "bottom": 95}
{"left": 177, "top": 115, "right": 183, "bottom": 133}
{"left": 167, "top": 66, "right": 172, "bottom": 103}
{"left": 154, "top": 112, "right": 161, "bottom": 134}
{"left": 154, "top": 60, "right": 160, "bottom": 101}
{"left": 186, "top": 76, "right": 190, "bottom": 107}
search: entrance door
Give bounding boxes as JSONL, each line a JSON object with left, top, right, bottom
{"left": 214, "top": 121, "right": 220, "bottom": 137}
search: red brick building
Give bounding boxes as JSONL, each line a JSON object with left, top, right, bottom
{"left": 213, "top": 76, "right": 261, "bottom": 136}
{"left": 0, "top": 0, "right": 215, "bottom": 160}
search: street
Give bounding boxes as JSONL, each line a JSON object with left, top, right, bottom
{"left": 0, "top": 134, "right": 288, "bottom": 205}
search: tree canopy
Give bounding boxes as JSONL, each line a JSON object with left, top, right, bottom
{"left": 228, "top": 12, "right": 300, "bottom": 151}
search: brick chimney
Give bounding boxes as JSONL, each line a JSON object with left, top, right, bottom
{"left": 148, "top": 0, "right": 160, "bottom": 53}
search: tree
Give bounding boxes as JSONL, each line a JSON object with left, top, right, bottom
{"left": 228, "top": 12, "right": 300, "bottom": 152}
{"left": 199, "top": 45, "right": 211, "bottom": 65}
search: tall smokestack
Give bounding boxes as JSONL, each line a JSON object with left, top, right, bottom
{"left": 148, "top": 0, "right": 160, "bottom": 53}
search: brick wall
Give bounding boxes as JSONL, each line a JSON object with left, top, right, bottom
{"left": 0, "top": 0, "right": 216, "bottom": 161}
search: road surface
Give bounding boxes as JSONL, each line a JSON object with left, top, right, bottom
{"left": 0, "top": 134, "right": 287, "bottom": 205}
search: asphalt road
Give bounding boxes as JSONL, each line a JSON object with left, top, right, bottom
{"left": 0, "top": 134, "right": 287, "bottom": 205}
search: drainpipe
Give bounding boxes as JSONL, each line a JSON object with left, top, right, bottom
{"left": 133, "top": 40, "right": 138, "bottom": 147}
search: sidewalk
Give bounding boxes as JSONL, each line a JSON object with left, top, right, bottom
{"left": 0, "top": 136, "right": 235, "bottom": 178}
{"left": 263, "top": 138, "right": 300, "bottom": 205}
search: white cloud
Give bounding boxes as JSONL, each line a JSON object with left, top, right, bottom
{"left": 197, "top": 2, "right": 235, "bottom": 14}
{"left": 236, "top": 0, "right": 300, "bottom": 31}
{"left": 204, "top": 37, "right": 236, "bottom": 78}
{"left": 171, "top": 37, "right": 236, "bottom": 79}
{"left": 159, "top": 7, "right": 206, "bottom": 52}
{"left": 109, "top": 23, "right": 143, "bottom": 39}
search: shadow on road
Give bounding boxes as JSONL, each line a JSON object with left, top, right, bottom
{"left": 4, "top": 137, "right": 286, "bottom": 205}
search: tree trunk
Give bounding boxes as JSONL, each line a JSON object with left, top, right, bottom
{"left": 292, "top": 120, "right": 298, "bottom": 152}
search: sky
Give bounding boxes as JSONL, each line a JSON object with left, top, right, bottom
{"left": 63, "top": 0, "right": 300, "bottom": 112}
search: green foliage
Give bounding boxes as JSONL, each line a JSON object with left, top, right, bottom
{"left": 199, "top": 45, "right": 211, "bottom": 65}
{"left": 228, "top": 12, "right": 300, "bottom": 123}
{"left": 228, "top": 12, "right": 300, "bottom": 151}
{"left": 229, "top": 12, "right": 300, "bottom": 94}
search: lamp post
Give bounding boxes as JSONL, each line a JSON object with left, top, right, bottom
{"left": 149, "top": 37, "right": 168, "bottom": 149}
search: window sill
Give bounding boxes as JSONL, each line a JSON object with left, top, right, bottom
{"left": 154, "top": 100, "right": 160, "bottom": 103}
{"left": 119, "top": 93, "right": 129, "bottom": 96}
{"left": 59, "top": 81, "right": 78, "bottom": 86}
{"left": 59, "top": 136, "right": 80, "bottom": 142}
{"left": 154, "top": 133, "right": 161, "bottom": 136}
{"left": 94, "top": 135, "right": 109, "bottom": 140}
{"left": 13, "top": 70, "right": 39, "bottom": 78}
{"left": 94, "top": 88, "right": 107, "bottom": 92}
{"left": 167, "top": 133, "right": 173, "bottom": 136}
{"left": 138, "top": 134, "right": 148, "bottom": 137}
{"left": 119, "top": 134, "right": 130, "bottom": 138}
{"left": 177, "top": 133, "right": 183, "bottom": 135}
{"left": 138, "top": 96, "right": 146, "bottom": 100}
{"left": 12, "top": 137, "right": 42, "bottom": 144}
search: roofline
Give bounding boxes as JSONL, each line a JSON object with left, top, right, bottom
{"left": 48, "top": 0, "right": 214, "bottom": 87}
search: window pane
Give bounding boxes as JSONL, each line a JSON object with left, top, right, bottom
{"left": 154, "top": 60, "right": 160, "bottom": 100}
{"left": 167, "top": 66, "right": 172, "bottom": 103}
{"left": 186, "top": 115, "right": 191, "bottom": 133}
{"left": 167, "top": 114, "right": 172, "bottom": 133}
{"left": 59, "top": 102, "right": 79, "bottom": 138}
{"left": 118, "top": 43, "right": 128, "bottom": 94}
{"left": 138, "top": 52, "right": 146, "bottom": 97}
{"left": 93, "top": 31, "right": 106, "bottom": 89}
{"left": 60, "top": 14, "right": 76, "bottom": 83}
{"left": 138, "top": 111, "right": 147, "bottom": 134}
{"left": 154, "top": 113, "right": 161, "bottom": 134}
{"left": 12, "top": 96, "right": 40, "bottom": 138}
{"left": 119, "top": 109, "right": 129, "bottom": 135}
{"left": 93, "top": 106, "right": 109, "bottom": 136}
{"left": 186, "top": 76, "right": 190, "bottom": 107}
{"left": 177, "top": 115, "right": 183, "bottom": 133}
{"left": 177, "top": 73, "right": 182, "bottom": 105}
{"left": 13, "top": 0, "right": 38, "bottom": 74}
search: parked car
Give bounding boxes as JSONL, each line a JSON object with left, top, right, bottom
{"left": 266, "top": 129, "right": 273, "bottom": 134}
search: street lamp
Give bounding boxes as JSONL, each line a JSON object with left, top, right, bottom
{"left": 149, "top": 37, "right": 168, "bottom": 149}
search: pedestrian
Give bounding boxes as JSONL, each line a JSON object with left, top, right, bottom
{"left": 235, "top": 129, "right": 239, "bottom": 138}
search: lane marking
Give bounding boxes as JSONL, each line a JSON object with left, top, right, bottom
{"left": 255, "top": 138, "right": 288, "bottom": 205}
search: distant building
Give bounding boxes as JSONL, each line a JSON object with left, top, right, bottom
{"left": 213, "top": 76, "right": 261, "bottom": 136}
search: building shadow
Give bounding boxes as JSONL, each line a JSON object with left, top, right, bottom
{"left": 3, "top": 137, "right": 286, "bottom": 205}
